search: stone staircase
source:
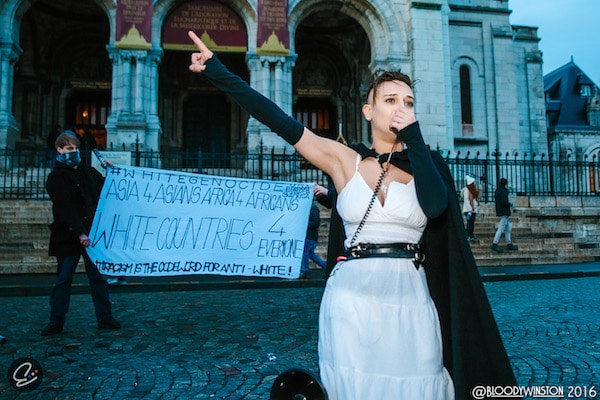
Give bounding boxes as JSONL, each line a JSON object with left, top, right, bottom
{"left": 315, "top": 195, "right": 600, "bottom": 268}
{"left": 0, "top": 200, "right": 56, "bottom": 274}
{"left": 0, "top": 197, "right": 599, "bottom": 275}
{"left": 465, "top": 201, "right": 600, "bottom": 266}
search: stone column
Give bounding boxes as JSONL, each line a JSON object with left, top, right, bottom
{"left": 247, "top": 54, "right": 296, "bottom": 153}
{"left": 134, "top": 55, "right": 145, "bottom": 115}
{"left": 145, "top": 50, "right": 163, "bottom": 153}
{"left": 491, "top": 27, "right": 520, "bottom": 154}
{"left": 246, "top": 54, "right": 262, "bottom": 152}
{"left": 409, "top": 1, "right": 451, "bottom": 150}
{"left": 105, "top": 47, "right": 157, "bottom": 152}
{"left": 122, "top": 54, "right": 133, "bottom": 114}
{"left": 0, "top": 43, "right": 22, "bottom": 149}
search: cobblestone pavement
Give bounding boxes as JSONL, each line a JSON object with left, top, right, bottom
{"left": 1, "top": 277, "right": 599, "bottom": 399}
{"left": 483, "top": 277, "right": 600, "bottom": 399}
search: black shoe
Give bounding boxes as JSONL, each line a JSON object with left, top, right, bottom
{"left": 41, "top": 322, "right": 63, "bottom": 336}
{"left": 490, "top": 244, "right": 504, "bottom": 253}
{"left": 98, "top": 316, "right": 121, "bottom": 330}
{"left": 506, "top": 244, "right": 519, "bottom": 251}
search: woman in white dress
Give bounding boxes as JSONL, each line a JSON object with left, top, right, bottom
{"left": 188, "top": 31, "right": 515, "bottom": 399}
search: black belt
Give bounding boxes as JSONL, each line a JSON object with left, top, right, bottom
{"left": 344, "top": 243, "right": 425, "bottom": 265}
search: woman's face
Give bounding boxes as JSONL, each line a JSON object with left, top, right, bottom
{"left": 362, "top": 80, "right": 415, "bottom": 140}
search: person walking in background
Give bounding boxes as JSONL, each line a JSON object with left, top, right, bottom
{"left": 300, "top": 200, "right": 327, "bottom": 279}
{"left": 313, "top": 182, "right": 344, "bottom": 276}
{"left": 491, "top": 178, "right": 519, "bottom": 253}
{"left": 461, "top": 175, "right": 480, "bottom": 241}
{"left": 41, "top": 133, "right": 121, "bottom": 336}
{"left": 79, "top": 128, "right": 97, "bottom": 166}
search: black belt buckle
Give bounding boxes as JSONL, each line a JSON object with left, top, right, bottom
{"left": 405, "top": 243, "right": 419, "bottom": 253}
{"left": 350, "top": 243, "right": 366, "bottom": 258}
{"left": 413, "top": 251, "right": 425, "bottom": 265}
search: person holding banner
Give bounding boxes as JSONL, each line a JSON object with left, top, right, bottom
{"left": 188, "top": 31, "right": 516, "bottom": 399}
{"left": 41, "top": 133, "right": 121, "bottom": 336}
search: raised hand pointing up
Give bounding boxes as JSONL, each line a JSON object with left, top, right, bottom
{"left": 188, "top": 31, "right": 214, "bottom": 73}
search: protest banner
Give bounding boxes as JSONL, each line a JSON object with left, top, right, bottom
{"left": 91, "top": 151, "right": 132, "bottom": 176}
{"left": 86, "top": 165, "right": 314, "bottom": 279}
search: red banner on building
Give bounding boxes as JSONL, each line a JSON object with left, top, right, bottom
{"left": 257, "top": 0, "right": 290, "bottom": 55}
{"left": 163, "top": 0, "right": 247, "bottom": 52}
{"left": 115, "top": 0, "right": 153, "bottom": 49}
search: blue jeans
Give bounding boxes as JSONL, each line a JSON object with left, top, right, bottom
{"left": 301, "top": 239, "right": 326, "bottom": 274}
{"left": 493, "top": 215, "right": 512, "bottom": 245}
{"left": 49, "top": 252, "right": 113, "bottom": 325}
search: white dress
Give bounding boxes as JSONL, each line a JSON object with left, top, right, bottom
{"left": 318, "top": 156, "right": 455, "bottom": 399}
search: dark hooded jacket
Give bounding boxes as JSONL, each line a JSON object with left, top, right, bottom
{"left": 495, "top": 180, "right": 511, "bottom": 217}
{"left": 46, "top": 161, "right": 104, "bottom": 256}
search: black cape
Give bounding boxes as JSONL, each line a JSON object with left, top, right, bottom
{"left": 323, "top": 146, "right": 518, "bottom": 398}
{"left": 425, "top": 151, "right": 518, "bottom": 397}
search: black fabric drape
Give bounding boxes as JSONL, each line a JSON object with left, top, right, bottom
{"left": 425, "top": 152, "right": 518, "bottom": 397}
{"left": 324, "top": 147, "right": 518, "bottom": 397}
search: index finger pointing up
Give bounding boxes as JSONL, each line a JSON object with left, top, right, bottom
{"left": 188, "top": 31, "right": 208, "bottom": 51}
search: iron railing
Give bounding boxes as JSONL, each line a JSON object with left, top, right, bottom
{"left": 1, "top": 147, "right": 599, "bottom": 201}
{"left": 444, "top": 150, "right": 600, "bottom": 203}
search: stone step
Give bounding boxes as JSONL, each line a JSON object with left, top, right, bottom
{"left": 477, "top": 255, "right": 597, "bottom": 267}
{"left": 0, "top": 261, "right": 83, "bottom": 274}
{"left": 2, "top": 199, "right": 599, "bottom": 274}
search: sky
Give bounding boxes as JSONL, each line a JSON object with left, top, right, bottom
{"left": 509, "top": 0, "right": 600, "bottom": 86}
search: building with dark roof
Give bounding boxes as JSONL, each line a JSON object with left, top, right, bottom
{"left": 545, "top": 59, "right": 600, "bottom": 159}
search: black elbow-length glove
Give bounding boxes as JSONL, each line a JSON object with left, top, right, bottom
{"left": 202, "top": 56, "right": 304, "bottom": 145}
{"left": 397, "top": 122, "right": 449, "bottom": 218}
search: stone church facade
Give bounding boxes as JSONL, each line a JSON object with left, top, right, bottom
{"left": 0, "top": 0, "right": 547, "bottom": 158}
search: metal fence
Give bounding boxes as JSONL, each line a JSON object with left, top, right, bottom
{"left": 1, "top": 147, "right": 599, "bottom": 201}
{"left": 444, "top": 151, "right": 600, "bottom": 203}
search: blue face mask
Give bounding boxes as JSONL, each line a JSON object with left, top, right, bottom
{"left": 56, "top": 150, "right": 81, "bottom": 167}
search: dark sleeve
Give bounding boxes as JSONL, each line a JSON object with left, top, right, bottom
{"left": 88, "top": 167, "right": 106, "bottom": 202}
{"left": 202, "top": 56, "right": 304, "bottom": 145}
{"left": 46, "top": 173, "right": 87, "bottom": 237}
{"left": 499, "top": 189, "right": 510, "bottom": 208}
{"left": 315, "top": 184, "right": 334, "bottom": 209}
{"left": 315, "top": 193, "right": 332, "bottom": 209}
{"left": 308, "top": 206, "right": 320, "bottom": 230}
{"left": 396, "top": 121, "right": 449, "bottom": 218}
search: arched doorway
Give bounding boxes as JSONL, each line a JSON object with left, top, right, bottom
{"left": 294, "top": 9, "right": 370, "bottom": 145}
{"left": 159, "top": 50, "right": 248, "bottom": 154}
{"left": 15, "top": 0, "right": 111, "bottom": 150}
{"left": 294, "top": 97, "right": 336, "bottom": 140}
{"left": 158, "top": 0, "right": 250, "bottom": 154}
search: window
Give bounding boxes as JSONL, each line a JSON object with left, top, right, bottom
{"left": 580, "top": 85, "right": 592, "bottom": 97}
{"left": 294, "top": 108, "right": 330, "bottom": 130}
{"left": 459, "top": 65, "right": 473, "bottom": 125}
{"left": 74, "top": 101, "right": 110, "bottom": 126}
